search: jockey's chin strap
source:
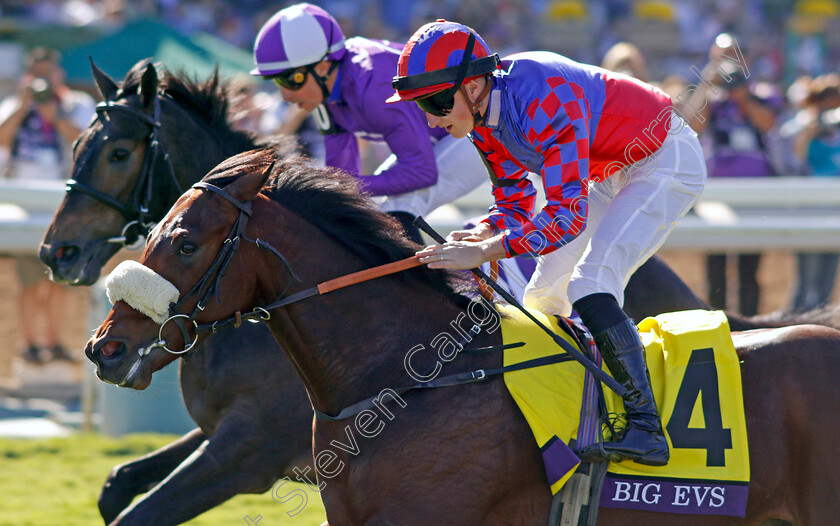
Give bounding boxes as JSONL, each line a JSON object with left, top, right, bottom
{"left": 461, "top": 77, "right": 492, "bottom": 128}
{"left": 314, "top": 60, "right": 341, "bottom": 102}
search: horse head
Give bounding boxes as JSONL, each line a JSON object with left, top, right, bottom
{"left": 40, "top": 58, "right": 262, "bottom": 285}
{"left": 87, "top": 147, "right": 471, "bottom": 409}
{"left": 85, "top": 154, "right": 276, "bottom": 389}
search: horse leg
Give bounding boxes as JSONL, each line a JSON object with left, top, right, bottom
{"left": 99, "top": 428, "right": 205, "bottom": 524}
{"left": 106, "top": 413, "right": 309, "bottom": 526}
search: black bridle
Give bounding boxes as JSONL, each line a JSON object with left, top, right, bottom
{"left": 147, "top": 177, "right": 300, "bottom": 356}
{"left": 137, "top": 181, "right": 622, "bottom": 421}
{"left": 145, "top": 177, "right": 425, "bottom": 356}
{"left": 66, "top": 95, "right": 182, "bottom": 248}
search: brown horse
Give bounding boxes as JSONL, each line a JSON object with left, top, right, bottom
{"left": 39, "top": 58, "right": 812, "bottom": 526}
{"left": 39, "top": 60, "right": 311, "bottom": 526}
{"left": 88, "top": 148, "right": 840, "bottom": 525}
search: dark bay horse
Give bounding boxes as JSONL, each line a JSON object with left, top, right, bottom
{"left": 46, "top": 60, "right": 836, "bottom": 525}
{"left": 88, "top": 149, "right": 840, "bottom": 525}
{"left": 39, "top": 61, "right": 312, "bottom": 526}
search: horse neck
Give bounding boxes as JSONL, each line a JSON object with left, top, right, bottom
{"left": 254, "top": 204, "right": 480, "bottom": 416}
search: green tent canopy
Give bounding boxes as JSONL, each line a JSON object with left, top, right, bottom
{"left": 61, "top": 19, "right": 256, "bottom": 85}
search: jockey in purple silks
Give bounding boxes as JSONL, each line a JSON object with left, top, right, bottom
{"left": 392, "top": 20, "right": 708, "bottom": 466}
{"left": 251, "top": 4, "right": 487, "bottom": 243}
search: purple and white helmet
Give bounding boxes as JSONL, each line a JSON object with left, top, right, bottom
{"left": 251, "top": 3, "right": 346, "bottom": 76}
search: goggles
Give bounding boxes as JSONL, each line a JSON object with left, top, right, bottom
{"left": 414, "top": 90, "right": 455, "bottom": 117}
{"left": 265, "top": 67, "right": 309, "bottom": 90}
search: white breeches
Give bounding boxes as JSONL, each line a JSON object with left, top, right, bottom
{"left": 523, "top": 114, "right": 707, "bottom": 317}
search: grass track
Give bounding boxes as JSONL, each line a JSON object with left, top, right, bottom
{"left": 0, "top": 433, "right": 326, "bottom": 526}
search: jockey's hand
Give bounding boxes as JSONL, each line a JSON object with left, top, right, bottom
{"left": 417, "top": 235, "right": 506, "bottom": 270}
{"left": 447, "top": 222, "right": 495, "bottom": 243}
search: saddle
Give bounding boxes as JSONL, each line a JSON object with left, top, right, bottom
{"left": 498, "top": 307, "right": 750, "bottom": 525}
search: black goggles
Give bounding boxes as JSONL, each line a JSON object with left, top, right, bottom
{"left": 264, "top": 67, "right": 310, "bottom": 90}
{"left": 414, "top": 89, "right": 456, "bottom": 117}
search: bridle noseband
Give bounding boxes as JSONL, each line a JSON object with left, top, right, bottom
{"left": 66, "top": 95, "right": 182, "bottom": 248}
{"left": 146, "top": 179, "right": 425, "bottom": 357}
{"left": 153, "top": 181, "right": 258, "bottom": 355}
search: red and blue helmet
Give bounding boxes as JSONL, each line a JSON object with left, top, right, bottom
{"left": 251, "top": 3, "right": 346, "bottom": 76}
{"left": 388, "top": 20, "right": 499, "bottom": 103}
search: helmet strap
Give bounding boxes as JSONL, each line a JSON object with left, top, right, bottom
{"left": 312, "top": 60, "right": 341, "bottom": 102}
{"left": 461, "top": 75, "right": 492, "bottom": 127}
{"left": 439, "top": 31, "right": 477, "bottom": 103}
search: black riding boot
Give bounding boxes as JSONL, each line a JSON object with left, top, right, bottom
{"left": 590, "top": 319, "right": 670, "bottom": 465}
{"left": 572, "top": 293, "right": 669, "bottom": 466}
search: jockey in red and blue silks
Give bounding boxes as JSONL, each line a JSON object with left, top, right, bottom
{"left": 391, "top": 20, "right": 707, "bottom": 466}
{"left": 251, "top": 4, "right": 487, "bottom": 243}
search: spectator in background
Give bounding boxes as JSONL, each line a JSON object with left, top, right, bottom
{"left": 0, "top": 47, "right": 95, "bottom": 363}
{"left": 251, "top": 4, "right": 487, "bottom": 243}
{"left": 684, "top": 34, "right": 780, "bottom": 316}
{"left": 601, "top": 41, "right": 649, "bottom": 83}
{"left": 787, "top": 74, "right": 840, "bottom": 312}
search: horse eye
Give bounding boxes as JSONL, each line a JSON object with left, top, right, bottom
{"left": 179, "top": 242, "right": 197, "bottom": 255}
{"left": 110, "top": 148, "right": 131, "bottom": 162}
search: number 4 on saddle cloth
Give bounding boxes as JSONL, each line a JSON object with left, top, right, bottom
{"left": 499, "top": 306, "right": 750, "bottom": 519}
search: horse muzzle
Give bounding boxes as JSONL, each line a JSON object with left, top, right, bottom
{"left": 39, "top": 241, "right": 117, "bottom": 285}
{"left": 86, "top": 337, "right": 157, "bottom": 389}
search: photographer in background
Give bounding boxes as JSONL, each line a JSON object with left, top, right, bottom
{"left": 0, "top": 47, "right": 95, "bottom": 363}
{"left": 683, "top": 34, "right": 781, "bottom": 316}
{"left": 788, "top": 74, "right": 840, "bottom": 312}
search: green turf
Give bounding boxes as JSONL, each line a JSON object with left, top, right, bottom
{"left": 0, "top": 433, "right": 327, "bottom": 525}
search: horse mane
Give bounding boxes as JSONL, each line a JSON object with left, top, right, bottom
{"left": 117, "top": 61, "right": 274, "bottom": 156}
{"left": 203, "top": 148, "right": 476, "bottom": 306}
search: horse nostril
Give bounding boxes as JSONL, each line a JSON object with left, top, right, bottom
{"left": 55, "top": 245, "right": 80, "bottom": 264}
{"left": 100, "top": 341, "right": 123, "bottom": 357}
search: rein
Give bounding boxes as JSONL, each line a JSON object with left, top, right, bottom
{"left": 146, "top": 179, "right": 426, "bottom": 356}
{"left": 66, "top": 95, "right": 182, "bottom": 248}
{"left": 142, "top": 181, "right": 599, "bottom": 421}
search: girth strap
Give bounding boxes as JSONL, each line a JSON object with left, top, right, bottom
{"left": 314, "top": 352, "right": 573, "bottom": 421}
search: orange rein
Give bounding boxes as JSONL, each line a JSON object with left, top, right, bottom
{"left": 316, "top": 255, "right": 425, "bottom": 295}
{"left": 315, "top": 254, "right": 499, "bottom": 302}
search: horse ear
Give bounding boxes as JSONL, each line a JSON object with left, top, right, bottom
{"left": 89, "top": 57, "right": 118, "bottom": 101}
{"left": 138, "top": 63, "right": 158, "bottom": 109}
{"left": 228, "top": 160, "right": 275, "bottom": 202}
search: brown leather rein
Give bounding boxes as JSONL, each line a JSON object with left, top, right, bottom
{"left": 151, "top": 178, "right": 425, "bottom": 355}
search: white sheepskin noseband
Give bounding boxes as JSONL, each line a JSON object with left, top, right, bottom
{"left": 105, "top": 260, "right": 180, "bottom": 324}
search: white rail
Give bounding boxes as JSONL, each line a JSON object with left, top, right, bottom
{"left": 434, "top": 176, "right": 840, "bottom": 251}
{"left": 0, "top": 180, "right": 64, "bottom": 255}
{"left": 2, "top": 177, "right": 840, "bottom": 253}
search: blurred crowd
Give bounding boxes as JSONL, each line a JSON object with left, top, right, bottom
{"left": 1, "top": 0, "right": 839, "bottom": 84}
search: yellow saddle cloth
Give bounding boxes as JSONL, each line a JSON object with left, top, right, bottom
{"left": 501, "top": 306, "right": 749, "bottom": 516}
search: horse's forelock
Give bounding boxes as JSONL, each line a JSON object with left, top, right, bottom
{"left": 114, "top": 61, "right": 262, "bottom": 155}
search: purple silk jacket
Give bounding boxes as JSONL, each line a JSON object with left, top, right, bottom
{"left": 323, "top": 37, "right": 449, "bottom": 196}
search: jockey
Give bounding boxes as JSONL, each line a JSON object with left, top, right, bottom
{"left": 392, "top": 20, "right": 707, "bottom": 466}
{"left": 251, "top": 4, "right": 487, "bottom": 243}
